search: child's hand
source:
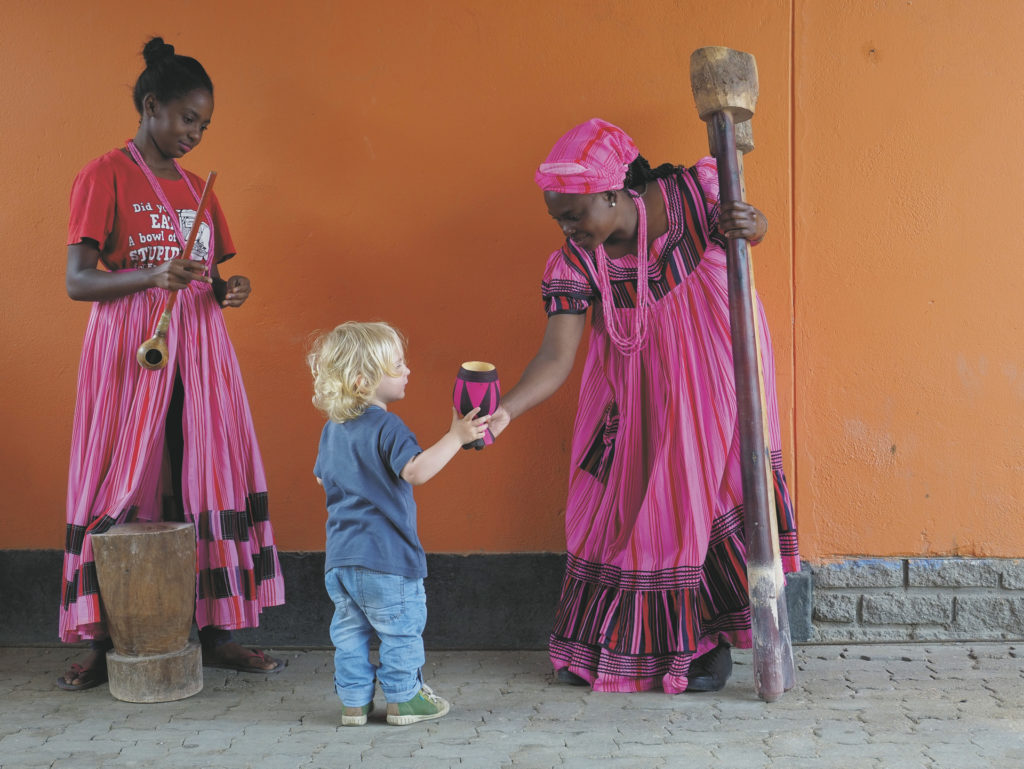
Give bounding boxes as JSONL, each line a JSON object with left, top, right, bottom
{"left": 449, "top": 407, "right": 490, "bottom": 446}
{"left": 402, "top": 409, "right": 493, "bottom": 485}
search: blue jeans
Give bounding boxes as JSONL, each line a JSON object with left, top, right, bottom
{"left": 324, "top": 566, "right": 426, "bottom": 706}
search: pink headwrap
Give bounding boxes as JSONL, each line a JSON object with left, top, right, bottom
{"left": 535, "top": 118, "right": 640, "bottom": 195}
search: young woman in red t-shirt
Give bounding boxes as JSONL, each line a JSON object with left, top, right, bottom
{"left": 58, "top": 37, "right": 285, "bottom": 690}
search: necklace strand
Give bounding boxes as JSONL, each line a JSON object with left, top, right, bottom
{"left": 593, "top": 191, "right": 651, "bottom": 355}
{"left": 125, "top": 140, "right": 214, "bottom": 275}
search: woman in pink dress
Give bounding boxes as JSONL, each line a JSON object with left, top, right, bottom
{"left": 490, "top": 119, "right": 799, "bottom": 694}
{"left": 58, "top": 37, "right": 285, "bottom": 690}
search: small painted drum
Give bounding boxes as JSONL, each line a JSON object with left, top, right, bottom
{"left": 91, "top": 521, "right": 202, "bottom": 703}
{"left": 452, "top": 361, "right": 501, "bottom": 450}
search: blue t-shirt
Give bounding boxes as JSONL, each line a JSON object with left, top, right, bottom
{"left": 314, "top": 406, "right": 427, "bottom": 579}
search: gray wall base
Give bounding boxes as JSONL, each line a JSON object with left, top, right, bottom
{"left": 809, "top": 557, "right": 1024, "bottom": 643}
{"left": 3, "top": 550, "right": 812, "bottom": 648}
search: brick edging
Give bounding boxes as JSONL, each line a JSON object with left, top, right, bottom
{"left": 809, "top": 557, "right": 1024, "bottom": 642}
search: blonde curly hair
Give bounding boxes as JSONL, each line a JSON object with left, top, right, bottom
{"left": 308, "top": 321, "right": 406, "bottom": 423}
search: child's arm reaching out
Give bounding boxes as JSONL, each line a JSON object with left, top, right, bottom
{"left": 401, "top": 408, "right": 489, "bottom": 486}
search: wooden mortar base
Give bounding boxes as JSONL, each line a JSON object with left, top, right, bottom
{"left": 106, "top": 641, "right": 203, "bottom": 703}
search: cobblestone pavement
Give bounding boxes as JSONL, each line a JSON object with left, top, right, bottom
{"left": 1, "top": 643, "right": 1021, "bottom": 768}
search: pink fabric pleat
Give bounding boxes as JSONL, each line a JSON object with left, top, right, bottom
{"left": 568, "top": 242, "right": 751, "bottom": 570}
{"left": 60, "top": 277, "right": 284, "bottom": 643}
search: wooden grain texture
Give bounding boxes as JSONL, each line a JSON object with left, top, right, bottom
{"left": 92, "top": 522, "right": 202, "bottom": 702}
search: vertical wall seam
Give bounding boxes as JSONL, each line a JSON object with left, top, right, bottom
{"left": 789, "top": 0, "right": 800, "bottom": 517}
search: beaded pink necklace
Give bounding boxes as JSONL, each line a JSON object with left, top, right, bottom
{"left": 125, "top": 139, "right": 215, "bottom": 276}
{"left": 592, "top": 191, "right": 651, "bottom": 356}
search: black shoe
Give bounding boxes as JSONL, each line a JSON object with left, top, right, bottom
{"left": 685, "top": 643, "right": 732, "bottom": 692}
{"left": 555, "top": 667, "right": 589, "bottom": 686}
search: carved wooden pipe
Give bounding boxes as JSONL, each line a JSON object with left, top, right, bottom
{"left": 136, "top": 171, "right": 217, "bottom": 371}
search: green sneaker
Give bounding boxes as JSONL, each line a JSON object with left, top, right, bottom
{"left": 341, "top": 701, "right": 373, "bottom": 726}
{"left": 386, "top": 684, "right": 450, "bottom": 726}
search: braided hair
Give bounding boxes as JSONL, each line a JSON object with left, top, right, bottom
{"left": 623, "top": 154, "right": 679, "bottom": 191}
{"left": 132, "top": 37, "right": 213, "bottom": 115}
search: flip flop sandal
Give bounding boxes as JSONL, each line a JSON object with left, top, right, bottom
{"left": 203, "top": 648, "right": 286, "bottom": 674}
{"left": 56, "top": 661, "right": 108, "bottom": 691}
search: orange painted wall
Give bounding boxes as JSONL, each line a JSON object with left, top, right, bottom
{"left": 6, "top": 1, "right": 1015, "bottom": 562}
{"left": 0, "top": 0, "right": 794, "bottom": 554}
{"left": 793, "top": 0, "right": 1024, "bottom": 559}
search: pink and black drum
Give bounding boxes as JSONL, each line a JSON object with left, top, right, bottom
{"left": 453, "top": 361, "right": 500, "bottom": 450}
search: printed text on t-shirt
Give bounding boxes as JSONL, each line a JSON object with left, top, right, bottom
{"left": 126, "top": 201, "right": 210, "bottom": 268}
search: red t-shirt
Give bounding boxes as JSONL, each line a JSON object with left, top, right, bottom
{"left": 67, "top": 148, "right": 235, "bottom": 271}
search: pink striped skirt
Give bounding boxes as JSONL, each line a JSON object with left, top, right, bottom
{"left": 60, "top": 278, "right": 284, "bottom": 643}
{"left": 549, "top": 246, "right": 799, "bottom": 693}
